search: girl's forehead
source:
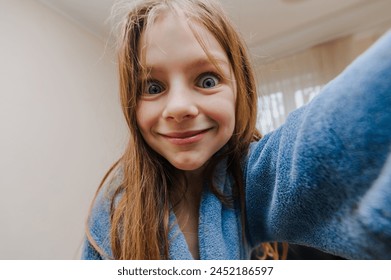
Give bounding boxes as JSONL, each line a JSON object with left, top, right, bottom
{"left": 142, "top": 11, "right": 204, "bottom": 45}
{"left": 139, "top": 11, "right": 228, "bottom": 65}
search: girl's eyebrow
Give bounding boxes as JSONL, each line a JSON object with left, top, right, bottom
{"left": 187, "top": 56, "right": 230, "bottom": 69}
{"left": 145, "top": 55, "right": 230, "bottom": 73}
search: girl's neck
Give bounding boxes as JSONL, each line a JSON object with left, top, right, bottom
{"left": 172, "top": 165, "right": 206, "bottom": 199}
{"left": 172, "top": 167, "right": 205, "bottom": 259}
{"left": 184, "top": 168, "right": 204, "bottom": 196}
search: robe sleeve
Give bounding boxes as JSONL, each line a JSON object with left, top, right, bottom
{"left": 245, "top": 30, "right": 391, "bottom": 259}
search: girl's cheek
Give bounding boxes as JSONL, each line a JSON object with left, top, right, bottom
{"left": 136, "top": 102, "right": 152, "bottom": 130}
{"left": 207, "top": 97, "right": 235, "bottom": 119}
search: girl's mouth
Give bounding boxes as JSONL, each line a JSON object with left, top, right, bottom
{"left": 161, "top": 128, "right": 212, "bottom": 145}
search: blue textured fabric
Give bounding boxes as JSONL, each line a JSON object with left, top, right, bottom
{"left": 82, "top": 30, "right": 391, "bottom": 260}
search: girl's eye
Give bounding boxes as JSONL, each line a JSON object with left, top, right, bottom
{"left": 197, "top": 73, "right": 220, "bottom": 89}
{"left": 146, "top": 81, "right": 164, "bottom": 95}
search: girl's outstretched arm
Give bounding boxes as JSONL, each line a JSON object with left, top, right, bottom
{"left": 245, "top": 30, "right": 391, "bottom": 259}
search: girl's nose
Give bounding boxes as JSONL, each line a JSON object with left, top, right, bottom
{"left": 162, "top": 85, "right": 199, "bottom": 122}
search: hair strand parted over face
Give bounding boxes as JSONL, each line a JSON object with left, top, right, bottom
{"left": 86, "top": 0, "right": 284, "bottom": 260}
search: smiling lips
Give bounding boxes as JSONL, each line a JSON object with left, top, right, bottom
{"left": 160, "top": 128, "right": 211, "bottom": 145}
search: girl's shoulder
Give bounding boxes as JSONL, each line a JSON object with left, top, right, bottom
{"left": 85, "top": 165, "right": 124, "bottom": 259}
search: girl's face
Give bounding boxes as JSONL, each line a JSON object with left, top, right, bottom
{"left": 136, "top": 11, "right": 236, "bottom": 171}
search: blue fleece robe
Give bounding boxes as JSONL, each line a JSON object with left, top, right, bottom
{"left": 82, "top": 30, "right": 391, "bottom": 260}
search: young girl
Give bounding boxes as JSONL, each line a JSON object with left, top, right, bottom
{"left": 82, "top": 0, "right": 391, "bottom": 260}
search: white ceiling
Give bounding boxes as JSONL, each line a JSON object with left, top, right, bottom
{"left": 37, "top": 0, "right": 391, "bottom": 60}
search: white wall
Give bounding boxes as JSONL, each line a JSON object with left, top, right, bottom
{"left": 0, "top": 0, "right": 127, "bottom": 259}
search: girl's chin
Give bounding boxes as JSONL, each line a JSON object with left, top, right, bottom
{"left": 170, "top": 160, "right": 208, "bottom": 173}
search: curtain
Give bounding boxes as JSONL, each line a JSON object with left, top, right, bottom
{"left": 255, "top": 30, "right": 383, "bottom": 134}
